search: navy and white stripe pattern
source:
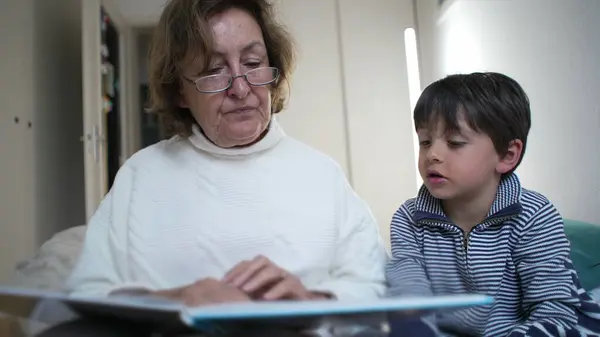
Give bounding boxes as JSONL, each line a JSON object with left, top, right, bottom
{"left": 386, "top": 173, "right": 600, "bottom": 336}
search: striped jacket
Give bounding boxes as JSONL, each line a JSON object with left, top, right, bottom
{"left": 386, "top": 174, "right": 600, "bottom": 336}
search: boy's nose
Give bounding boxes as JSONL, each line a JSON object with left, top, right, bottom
{"left": 425, "top": 144, "right": 443, "bottom": 163}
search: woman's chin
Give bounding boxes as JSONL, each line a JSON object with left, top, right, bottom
{"left": 221, "top": 123, "right": 268, "bottom": 148}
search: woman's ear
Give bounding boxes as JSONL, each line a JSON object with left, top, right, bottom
{"left": 178, "top": 91, "right": 188, "bottom": 108}
{"left": 496, "top": 139, "right": 523, "bottom": 174}
{"left": 178, "top": 79, "right": 189, "bottom": 108}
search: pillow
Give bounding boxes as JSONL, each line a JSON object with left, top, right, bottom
{"left": 591, "top": 287, "right": 600, "bottom": 302}
{"left": 7, "top": 225, "right": 86, "bottom": 336}
{"left": 10, "top": 225, "right": 87, "bottom": 291}
{"left": 563, "top": 219, "right": 600, "bottom": 291}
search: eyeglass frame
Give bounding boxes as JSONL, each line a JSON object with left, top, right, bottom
{"left": 182, "top": 66, "right": 280, "bottom": 94}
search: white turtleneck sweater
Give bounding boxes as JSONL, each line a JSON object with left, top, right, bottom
{"left": 67, "top": 118, "right": 388, "bottom": 300}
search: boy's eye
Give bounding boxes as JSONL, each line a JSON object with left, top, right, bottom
{"left": 419, "top": 140, "right": 431, "bottom": 147}
{"left": 448, "top": 140, "right": 466, "bottom": 148}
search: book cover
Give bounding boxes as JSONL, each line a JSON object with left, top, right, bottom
{"left": 0, "top": 286, "right": 493, "bottom": 334}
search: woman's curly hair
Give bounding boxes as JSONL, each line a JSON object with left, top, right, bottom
{"left": 148, "top": 0, "right": 296, "bottom": 137}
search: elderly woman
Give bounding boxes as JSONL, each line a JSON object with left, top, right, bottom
{"left": 67, "top": 0, "right": 387, "bottom": 304}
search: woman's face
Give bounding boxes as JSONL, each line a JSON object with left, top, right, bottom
{"left": 179, "top": 8, "right": 272, "bottom": 148}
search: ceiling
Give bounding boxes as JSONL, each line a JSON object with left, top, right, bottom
{"left": 109, "top": 0, "right": 168, "bottom": 27}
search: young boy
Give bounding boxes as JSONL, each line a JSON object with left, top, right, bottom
{"left": 386, "top": 72, "right": 600, "bottom": 336}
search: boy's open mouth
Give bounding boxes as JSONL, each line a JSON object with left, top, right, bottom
{"left": 427, "top": 171, "right": 445, "bottom": 179}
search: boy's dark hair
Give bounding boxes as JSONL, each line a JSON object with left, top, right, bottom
{"left": 414, "top": 72, "right": 531, "bottom": 174}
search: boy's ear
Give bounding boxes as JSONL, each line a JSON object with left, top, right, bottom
{"left": 496, "top": 139, "right": 523, "bottom": 174}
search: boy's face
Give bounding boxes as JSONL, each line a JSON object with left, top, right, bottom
{"left": 416, "top": 117, "right": 519, "bottom": 201}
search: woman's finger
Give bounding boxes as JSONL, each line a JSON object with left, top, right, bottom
{"left": 222, "top": 260, "right": 250, "bottom": 284}
{"left": 226, "top": 255, "right": 270, "bottom": 287}
{"left": 241, "top": 264, "right": 286, "bottom": 293}
{"left": 262, "top": 276, "right": 301, "bottom": 301}
{"left": 182, "top": 279, "right": 252, "bottom": 306}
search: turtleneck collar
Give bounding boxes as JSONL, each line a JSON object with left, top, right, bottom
{"left": 187, "top": 117, "right": 285, "bottom": 157}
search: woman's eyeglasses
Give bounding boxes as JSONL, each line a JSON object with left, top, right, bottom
{"left": 183, "top": 67, "right": 280, "bottom": 94}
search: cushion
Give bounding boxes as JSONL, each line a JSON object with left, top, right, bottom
{"left": 9, "top": 225, "right": 86, "bottom": 291}
{"left": 6, "top": 226, "right": 86, "bottom": 336}
{"left": 592, "top": 287, "right": 600, "bottom": 302}
{"left": 563, "top": 219, "right": 600, "bottom": 291}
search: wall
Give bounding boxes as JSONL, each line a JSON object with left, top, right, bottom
{"left": 275, "top": 0, "right": 350, "bottom": 178}
{"left": 338, "top": 0, "right": 417, "bottom": 246}
{"left": 415, "top": 0, "right": 600, "bottom": 224}
{"left": 276, "top": 0, "right": 418, "bottom": 245}
{"left": 0, "top": 0, "right": 86, "bottom": 282}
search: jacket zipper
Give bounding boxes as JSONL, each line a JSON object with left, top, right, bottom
{"left": 423, "top": 214, "right": 517, "bottom": 290}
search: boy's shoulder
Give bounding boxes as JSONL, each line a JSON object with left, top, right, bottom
{"left": 390, "top": 198, "right": 419, "bottom": 227}
{"left": 396, "top": 197, "right": 419, "bottom": 215}
{"left": 399, "top": 197, "right": 418, "bottom": 210}
{"left": 515, "top": 186, "right": 559, "bottom": 221}
{"left": 503, "top": 186, "right": 566, "bottom": 244}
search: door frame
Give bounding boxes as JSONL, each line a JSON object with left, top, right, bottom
{"left": 81, "top": 0, "right": 106, "bottom": 220}
{"left": 81, "top": 0, "right": 136, "bottom": 220}
{"left": 101, "top": 0, "right": 139, "bottom": 163}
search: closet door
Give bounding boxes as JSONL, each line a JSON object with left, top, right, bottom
{"left": 0, "top": 0, "right": 38, "bottom": 282}
{"left": 81, "top": 0, "right": 108, "bottom": 220}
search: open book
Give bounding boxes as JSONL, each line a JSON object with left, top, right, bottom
{"left": 0, "top": 286, "right": 493, "bottom": 334}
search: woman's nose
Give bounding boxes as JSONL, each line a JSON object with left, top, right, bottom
{"left": 227, "top": 74, "right": 251, "bottom": 99}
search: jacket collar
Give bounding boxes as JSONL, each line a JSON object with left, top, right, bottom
{"left": 414, "top": 173, "right": 523, "bottom": 228}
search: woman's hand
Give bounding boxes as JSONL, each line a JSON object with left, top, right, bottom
{"left": 153, "top": 278, "right": 251, "bottom": 306}
{"left": 222, "top": 255, "right": 333, "bottom": 301}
